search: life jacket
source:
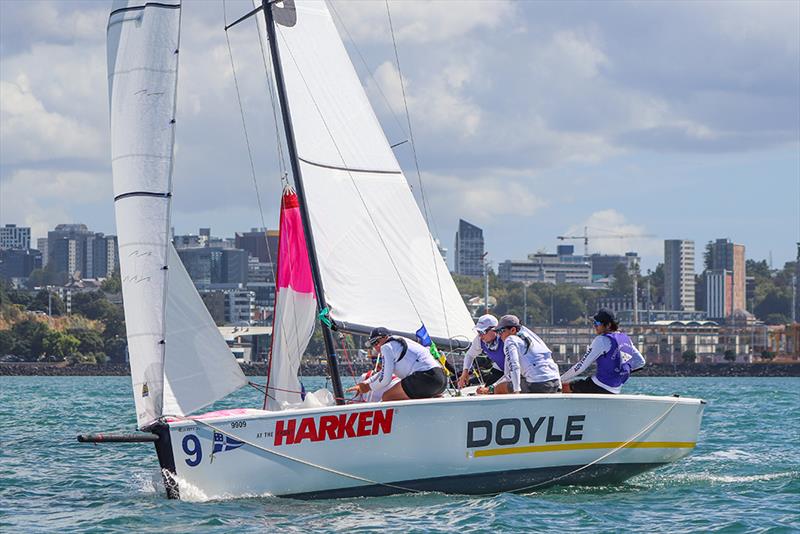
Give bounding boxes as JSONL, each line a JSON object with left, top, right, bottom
{"left": 480, "top": 337, "right": 505, "bottom": 369}
{"left": 595, "top": 332, "right": 634, "bottom": 388}
{"left": 386, "top": 337, "right": 408, "bottom": 361}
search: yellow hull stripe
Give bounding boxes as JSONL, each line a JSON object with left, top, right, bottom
{"left": 473, "top": 441, "right": 696, "bottom": 458}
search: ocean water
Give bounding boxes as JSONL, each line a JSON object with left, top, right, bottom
{"left": 1, "top": 376, "right": 798, "bottom": 533}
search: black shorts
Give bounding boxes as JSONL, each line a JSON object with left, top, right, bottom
{"left": 521, "top": 378, "right": 561, "bottom": 393}
{"left": 400, "top": 367, "right": 447, "bottom": 399}
{"left": 568, "top": 377, "right": 614, "bottom": 394}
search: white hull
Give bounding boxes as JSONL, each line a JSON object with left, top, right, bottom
{"left": 155, "top": 394, "right": 704, "bottom": 500}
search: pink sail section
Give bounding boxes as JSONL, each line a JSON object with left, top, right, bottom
{"left": 266, "top": 188, "right": 318, "bottom": 411}
{"left": 276, "top": 192, "right": 315, "bottom": 294}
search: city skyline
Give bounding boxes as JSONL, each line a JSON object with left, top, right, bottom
{"left": 1, "top": 1, "right": 798, "bottom": 273}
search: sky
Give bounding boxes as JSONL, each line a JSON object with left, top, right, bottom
{"left": 1, "top": 0, "right": 798, "bottom": 273}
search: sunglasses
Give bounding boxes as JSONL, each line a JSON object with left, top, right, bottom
{"left": 593, "top": 320, "right": 602, "bottom": 326}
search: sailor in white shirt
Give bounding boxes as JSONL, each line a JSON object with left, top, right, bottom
{"left": 477, "top": 315, "right": 561, "bottom": 394}
{"left": 348, "top": 327, "right": 446, "bottom": 401}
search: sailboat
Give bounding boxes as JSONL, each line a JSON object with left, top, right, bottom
{"left": 90, "top": 0, "right": 705, "bottom": 500}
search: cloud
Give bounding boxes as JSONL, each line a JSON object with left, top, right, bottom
{"left": 0, "top": 74, "right": 105, "bottom": 165}
{"left": 368, "top": 60, "right": 482, "bottom": 139}
{"left": 419, "top": 169, "right": 546, "bottom": 225}
{"left": 0, "top": 168, "right": 113, "bottom": 240}
{"left": 564, "top": 209, "right": 659, "bottom": 258}
{"left": 330, "top": 0, "right": 518, "bottom": 44}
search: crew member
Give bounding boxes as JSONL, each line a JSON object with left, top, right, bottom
{"left": 561, "top": 309, "right": 645, "bottom": 394}
{"left": 477, "top": 315, "right": 561, "bottom": 394}
{"left": 348, "top": 327, "right": 447, "bottom": 401}
{"left": 351, "top": 353, "right": 400, "bottom": 403}
{"left": 457, "top": 314, "right": 505, "bottom": 388}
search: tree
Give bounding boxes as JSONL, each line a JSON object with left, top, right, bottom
{"left": 0, "top": 330, "right": 16, "bottom": 356}
{"left": 67, "top": 328, "right": 105, "bottom": 356}
{"left": 760, "top": 350, "right": 776, "bottom": 361}
{"left": 723, "top": 349, "right": 736, "bottom": 362}
{"left": 28, "top": 290, "right": 66, "bottom": 316}
{"left": 105, "top": 336, "right": 128, "bottom": 363}
{"left": 26, "top": 264, "right": 68, "bottom": 288}
{"left": 609, "top": 263, "right": 633, "bottom": 298}
{"left": 101, "top": 270, "right": 121, "bottom": 294}
{"left": 11, "top": 319, "right": 50, "bottom": 360}
{"left": 681, "top": 349, "right": 697, "bottom": 364}
{"left": 42, "top": 330, "right": 80, "bottom": 361}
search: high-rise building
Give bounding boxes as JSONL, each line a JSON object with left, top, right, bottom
{"left": 235, "top": 228, "right": 279, "bottom": 264}
{"left": 454, "top": 219, "right": 484, "bottom": 277}
{"left": 37, "top": 238, "right": 48, "bottom": 266}
{"left": 0, "top": 248, "right": 42, "bottom": 281}
{"left": 706, "top": 269, "right": 733, "bottom": 319}
{"left": 590, "top": 252, "right": 640, "bottom": 279}
{"left": 177, "top": 247, "right": 249, "bottom": 286}
{"left": 706, "top": 239, "right": 746, "bottom": 314}
{"left": 0, "top": 224, "right": 31, "bottom": 250}
{"left": 47, "top": 224, "right": 118, "bottom": 278}
{"left": 664, "top": 240, "right": 695, "bottom": 311}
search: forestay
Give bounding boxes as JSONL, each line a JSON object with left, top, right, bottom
{"left": 108, "top": 0, "right": 246, "bottom": 428}
{"left": 271, "top": 0, "right": 474, "bottom": 344}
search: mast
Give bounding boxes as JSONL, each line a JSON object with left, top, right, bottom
{"left": 262, "top": 0, "right": 345, "bottom": 404}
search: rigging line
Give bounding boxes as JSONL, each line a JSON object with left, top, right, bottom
{"left": 222, "top": 0, "right": 269, "bottom": 245}
{"left": 186, "top": 416, "right": 423, "bottom": 493}
{"left": 274, "top": 28, "right": 427, "bottom": 329}
{"left": 224, "top": 1, "right": 281, "bottom": 407}
{"left": 501, "top": 398, "right": 682, "bottom": 495}
{"left": 250, "top": 4, "right": 314, "bottom": 386}
{"left": 252, "top": 3, "right": 289, "bottom": 180}
{"left": 328, "top": 0, "right": 409, "bottom": 140}
{"left": 385, "top": 0, "right": 451, "bottom": 341}
{"left": 226, "top": 2, "right": 308, "bottom": 403}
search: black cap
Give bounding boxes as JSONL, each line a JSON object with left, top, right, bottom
{"left": 494, "top": 314, "right": 521, "bottom": 331}
{"left": 365, "top": 326, "right": 390, "bottom": 347}
{"left": 593, "top": 308, "right": 616, "bottom": 325}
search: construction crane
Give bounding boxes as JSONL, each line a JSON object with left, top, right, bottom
{"left": 557, "top": 226, "right": 655, "bottom": 256}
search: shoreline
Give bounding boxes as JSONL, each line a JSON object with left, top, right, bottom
{"left": 1, "top": 362, "right": 798, "bottom": 377}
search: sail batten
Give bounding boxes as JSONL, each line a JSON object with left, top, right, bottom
{"left": 272, "top": 0, "right": 475, "bottom": 344}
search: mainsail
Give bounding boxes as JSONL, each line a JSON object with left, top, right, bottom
{"left": 270, "top": 0, "right": 475, "bottom": 344}
{"left": 266, "top": 188, "right": 317, "bottom": 410}
{"left": 108, "top": 0, "right": 246, "bottom": 428}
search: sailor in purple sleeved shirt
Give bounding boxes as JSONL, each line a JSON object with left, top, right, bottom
{"left": 562, "top": 309, "right": 646, "bottom": 394}
{"left": 457, "top": 314, "right": 505, "bottom": 388}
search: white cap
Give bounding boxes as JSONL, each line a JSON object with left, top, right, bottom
{"left": 473, "top": 314, "right": 498, "bottom": 334}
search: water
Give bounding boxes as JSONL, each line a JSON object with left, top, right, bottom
{"left": 1, "top": 377, "right": 798, "bottom": 533}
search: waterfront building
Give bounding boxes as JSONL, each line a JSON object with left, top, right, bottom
{"left": 0, "top": 224, "right": 31, "bottom": 250}
{"left": 664, "top": 239, "right": 695, "bottom": 311}
{"left": 454, "top": 219, "right": 484, "bottom": 277}
{"left": 705, "top": 269, "right": 733, "bottom": 320}
{"left": 706, "top": 238, "right": 746, "bottom": 314}
{"left": 223, "top": 288, "right": 256, "bottom": 325}
{"left": 498, "top": 247, "right": 591, "bottom": 285}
